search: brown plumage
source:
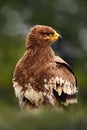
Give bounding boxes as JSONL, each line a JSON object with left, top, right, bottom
{"left": 13, "top": 25, "right": 78, "bottom": 110}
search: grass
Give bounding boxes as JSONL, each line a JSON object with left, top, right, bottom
{"left": 0, "top": 99, "right": 87, "bottom": 130}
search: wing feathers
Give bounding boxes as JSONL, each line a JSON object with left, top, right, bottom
{"left": 48, "top": 76, "right": 77, "bottom": 95}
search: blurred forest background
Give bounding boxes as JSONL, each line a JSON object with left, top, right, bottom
{"left": 0, "top": 0, "right": 87, "bottom": 130}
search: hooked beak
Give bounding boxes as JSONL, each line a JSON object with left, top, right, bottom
{"left": 53, "top": 32, "right": 63, "bottom": 41}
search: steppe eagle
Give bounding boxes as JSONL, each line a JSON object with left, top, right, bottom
{"left": 13, "top": 25, "right": 78, "bottom": 110}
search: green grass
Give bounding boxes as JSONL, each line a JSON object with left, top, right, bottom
{"left": 0, "top": 100, "right": 87, "bottom": 130}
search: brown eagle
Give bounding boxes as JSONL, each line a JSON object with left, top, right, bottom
{"left": 13, "top": 25, "right": 78, "bottom": 110}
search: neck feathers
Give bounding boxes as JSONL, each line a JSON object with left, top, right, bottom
{"left": 26, "top": 45, "right": 55, "bottom": 63}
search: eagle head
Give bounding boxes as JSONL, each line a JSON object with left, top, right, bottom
{"left": 26, "top": 25, "right": 62, "bottom": 49}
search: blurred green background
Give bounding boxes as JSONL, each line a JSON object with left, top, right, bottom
{"left": 0, "top": 0, "right": 87, "bottom": 129}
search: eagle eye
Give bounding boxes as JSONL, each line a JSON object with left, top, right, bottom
{"left": 42, "top": 32, "right": 54, "bottom": 37}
